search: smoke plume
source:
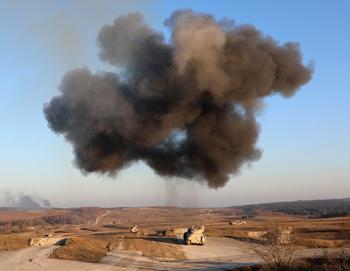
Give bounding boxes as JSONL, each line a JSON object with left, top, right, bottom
{"left": 3, "top": 191, "right": 52, "bottom": 210}
{"left": 44, "top": 10, "right": 312, "bottom": 188}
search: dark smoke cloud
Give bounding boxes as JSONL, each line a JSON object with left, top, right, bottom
{"left": 3, "top": 191, "right": 52, "bottom": 210}
{"left": 44, "top": 10, "right": 312, "bottom": 188}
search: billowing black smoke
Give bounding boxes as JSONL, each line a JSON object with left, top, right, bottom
{"left": 44, "top": 10, "right": 312, "bottom": 188}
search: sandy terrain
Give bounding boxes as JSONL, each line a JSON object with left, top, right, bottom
{"left": 2, "top": 236, "right": 347, "bottom": 271}
{"left": 0, "top": 207, "right": 349, "bottom": 270}
{"left": 103, "top": 237, "right": 262, "bottom": 270}
{"left": 0, "top": 245, "right": 121, "bottom": 271}
{"left": 0, "top": 237, "right": 261, "bottom": 271}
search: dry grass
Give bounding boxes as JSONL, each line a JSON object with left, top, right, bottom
{"left": 1, "top": 207, "right": 349, "bottom": 257}
{"left": 50, "top": 237, "right": 108, "bottom": 263}
{"left": 298, "top": 238, "right": 350, "bottom": 248}
{"left": 206, "top": 228, "right": 254, "bottom": 240}
{"left": 0, "top": 234, "right": 30, "bottom": 250}
{"left": 51, "top": 235, "right": 185, "bottom": 263}
{"left": 109, "top": 237, "right": 186, "bottom": 259}
{"left": 0, "top": 209, "right": 73, "bottom": 221}
{"left": 206, "top": 215, "right": 350, "bottom": 250}
{"left": 231, "top": 254, "right": 350, "bottom": 271}
{"left": 250, "top": 227, "right": 298, "bottom": 270}
{"left": 230, "top": 266, "right": 260, "bottom": 271}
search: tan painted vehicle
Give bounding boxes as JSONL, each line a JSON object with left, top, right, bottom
{"left": 183, "top": 225, "right": 206, "bottom": 245}
{"left": 130, "top": 225, "right": 139, "bottom": 233}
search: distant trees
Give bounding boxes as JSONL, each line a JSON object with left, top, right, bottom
{"left": 0, "top": 208, "right": 99, "bottom": 233}
{"left": 240, "top": 199, "right": 350, "bottom": 218}
{"left": 3, "top": 222, "right": 12, "bottom": 234}
{"left": 0, "top": 220, "right": 30, "bottom": 233}
{"left": 42, "top": 214, "right": 83, "bottom": 225}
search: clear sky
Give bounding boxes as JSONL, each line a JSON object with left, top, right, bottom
{"left": 0, "top": 0, "right": 349, "bottom": 207}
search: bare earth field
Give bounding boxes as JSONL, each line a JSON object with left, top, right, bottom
{"left": 0, "top": 207, "right": 349, "bottom": 270}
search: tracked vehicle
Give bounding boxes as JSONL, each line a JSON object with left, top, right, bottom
{"left": 183, "top": 225, "right": 206, "bottom": 245}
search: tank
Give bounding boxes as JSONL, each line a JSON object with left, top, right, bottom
{"left": 130, "top": 225, "right": 139, "bottom": 233}
{"left": 183, "top": 225, "right": 206, "bottom": 245}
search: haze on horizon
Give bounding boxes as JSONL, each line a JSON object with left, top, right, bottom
{"left": 0, "top": 0, "right": 349, "bottom": 208}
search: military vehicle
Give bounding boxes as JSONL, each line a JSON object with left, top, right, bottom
{"left": 130, "top": 224, "right": 139, "bottom": 233}
{"left": 183, "top": 225, "right": 206, "bottom": 245}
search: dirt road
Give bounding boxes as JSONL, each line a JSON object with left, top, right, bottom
{"left": 0, "top": 245, "right": 123, "bottom": 271}
{"left": 104, "top": 237, "right": 262, "bottom": 270}
{"left": 93, "top": 210, "right": 111, "bottom": 226}
{"left": 0, "top": 237, "right": 260, "bottom": 271}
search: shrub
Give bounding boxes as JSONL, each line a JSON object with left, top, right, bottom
{"left": 250, "top": 226, "right": 297, "bottom": 271}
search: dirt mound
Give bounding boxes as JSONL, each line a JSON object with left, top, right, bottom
{"left": 206, "top": 228, "right": 251, "bottom": 238}
{"left": 29, "top": 237, "right": 67, "bottom": 246}
{"left": 0, "top": 234, "right": 30, "bottom": 251}
{"left": 109, "top": 238, "right": 186, "bottom": 259}
{"left": 51, "top": 237, "right": 108, "bottom": 263}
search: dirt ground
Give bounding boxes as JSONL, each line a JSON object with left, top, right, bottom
{"left": 0, "top": 207, "right": 349, "bottom": 270}
{"left": 109, "top": 237, "right": 186, "bottom": 259}
{"left": 1, "top": 237, "right": 348, "bottom": 271}
{"left": 0, "top": 237, "right": 262, "bottom": 271}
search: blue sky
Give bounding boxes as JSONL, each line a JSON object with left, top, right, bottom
{"left": 0, "top": 0, "right": 349, "bottom": 207}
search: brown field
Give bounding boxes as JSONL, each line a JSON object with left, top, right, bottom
{"left": 1, "top": 207, "right": 350, "bottom": 250}
{"left": 0, "top": 207, "right": 349, "bottom": 270}
{"left": 0, "top": 233, "right": 30, "bottom": 251}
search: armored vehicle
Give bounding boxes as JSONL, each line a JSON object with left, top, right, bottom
{"left": 130, "top": 225, "right": 139, "bottom": 233}
{"left": 183, "top": 225, "right": 206, "bottom": 245}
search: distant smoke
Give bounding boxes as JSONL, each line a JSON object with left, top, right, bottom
{"left": 3, "top": 191, "right": 52, "bottom": 210}
{"left": 164, "top": 180, "right": 199, "bottom": 207}
{"left": 44, "top": 10, "right": 312, "bottom": 188}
